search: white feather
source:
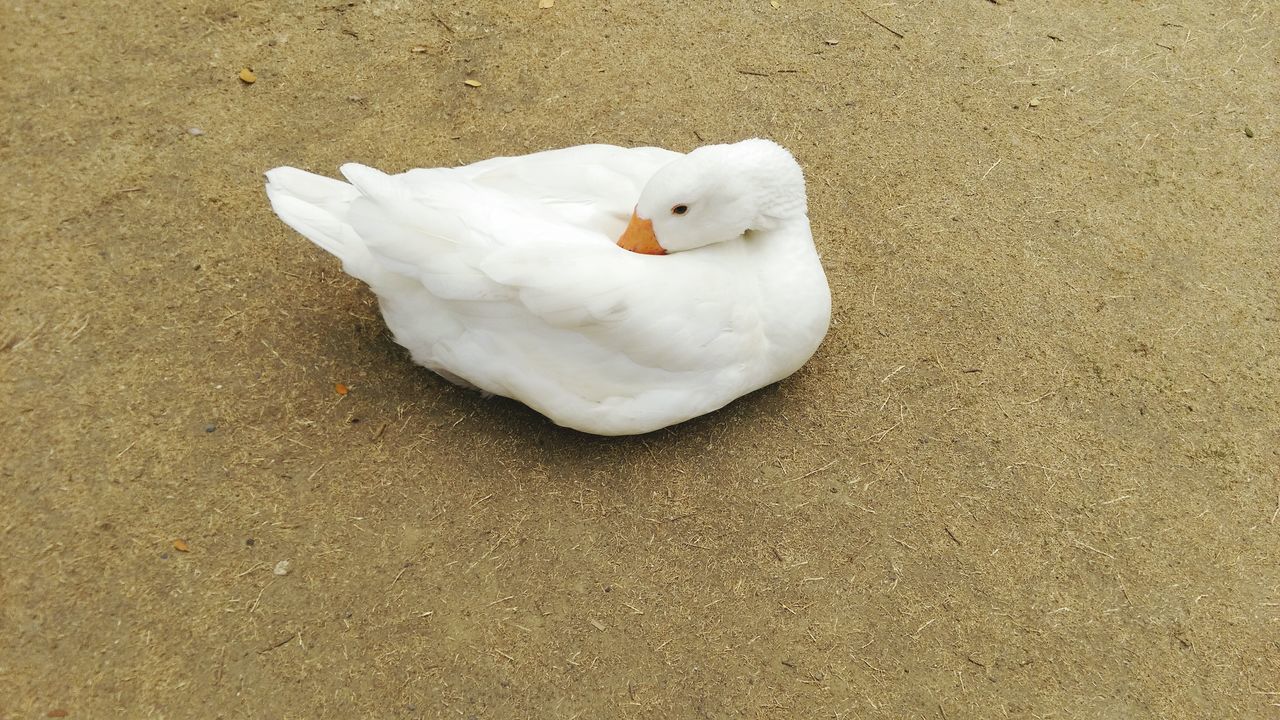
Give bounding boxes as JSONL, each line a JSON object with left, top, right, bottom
{"left": 265, "top": 141, "right": 831, "bottom": 435}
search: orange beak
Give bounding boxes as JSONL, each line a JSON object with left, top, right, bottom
{"left": 617, "top": 211, "right": 666, "bottom": 255}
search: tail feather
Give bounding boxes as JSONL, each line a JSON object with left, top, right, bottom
{"left": 265, "top": 167, "right": 376, "bottom": 278}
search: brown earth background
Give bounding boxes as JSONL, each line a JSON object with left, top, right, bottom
{"left": 3, "top": 1, "right": 1278, "bottom": 718}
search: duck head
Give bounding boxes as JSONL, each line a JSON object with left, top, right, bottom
{"left": 617, "top": 138, "right": 807, "bottom": 255}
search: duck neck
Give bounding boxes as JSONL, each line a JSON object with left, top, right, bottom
{"left": 742, "top": 214, "right": 814, "bottom": 260}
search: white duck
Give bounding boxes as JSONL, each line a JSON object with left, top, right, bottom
{"left": 265, "top": 138, "right": 830, "bottom": 435}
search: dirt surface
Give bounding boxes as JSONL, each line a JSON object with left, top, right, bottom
{"left": 3, "top": 1, "right": 1278, "bottom": 717}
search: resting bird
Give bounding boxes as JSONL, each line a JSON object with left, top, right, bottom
{"left": 265, "top": 138, "right": 831, "bottom": 435}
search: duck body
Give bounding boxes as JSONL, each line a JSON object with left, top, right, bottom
{"left": 266, "top": 139, "right": 830, "bottom": 435}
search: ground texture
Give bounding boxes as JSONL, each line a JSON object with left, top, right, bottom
{"left": 3, "top": 1, "right": 1278, "bottom": 718}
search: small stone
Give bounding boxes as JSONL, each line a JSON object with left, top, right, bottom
{"left": 1028, "top": 98, "right": 1041, "bottom": 108}
{"left": 273, "top": 560, "right": 291, "bottom": 576}
{"left": 187, "top": 127, "right": 205, "bottom": 136}
{"left": 204, "top": 424, "right": 217, "bottom": 433}
{"left": 239, "top": 67, "right": 257, "bottom": 84}
{"left": 1244, "top": 125, "right": 1254, "bottom": 138}
{"left": 245, "top": 538, "right": 256, "bottom": 546}
{"left": 463, "top": 79, "right": 482, "bottom": 87}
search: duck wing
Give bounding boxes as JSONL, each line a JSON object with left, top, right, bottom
{"left": 398, "top": 144, "right": 679, "bottom": 237}
{"left": 337, "top": 162, "right": 761, "bottom": 374}
{"left": 268, "top": 151, "right": 763, "bottom": 434}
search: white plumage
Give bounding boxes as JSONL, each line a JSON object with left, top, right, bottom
{"left": 265, "top": 139, "right": 831, "bottom": 435}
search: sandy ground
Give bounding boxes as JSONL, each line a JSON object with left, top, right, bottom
{"left": 3, "top": 1, "right": 1278, "bottom": 717}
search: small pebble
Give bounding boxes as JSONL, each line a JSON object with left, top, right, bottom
{"left": 187, "top": 127, "right": 205, "bottom": 136}
{"left": 245, "top": 538, "right": 256, "bottom": 546}
{"left": 204, "top": 424, "right": 217, "bottom": 433}
{"left": 1244, "top": 125, "right": 1254, "bottom": 138}
{"left": 1028, "top": 98, "right": 1041, "bottom": 108}
{"left": 273, "top": 560, "right": 291, "bottom": 576}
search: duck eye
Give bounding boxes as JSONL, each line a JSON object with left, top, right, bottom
{"left": 672, "top": 204, "right": 689, "bottom": 216}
